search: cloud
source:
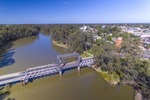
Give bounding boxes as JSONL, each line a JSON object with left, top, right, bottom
{"left": 63, "top": 1, "right": 70, "bottom": 5}
{"left": 0, "top": 6, "right": 5, "bottom": 10}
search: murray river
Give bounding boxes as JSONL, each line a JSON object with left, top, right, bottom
{"left": 0, "top": 33, "right": 135, "bottom": 100}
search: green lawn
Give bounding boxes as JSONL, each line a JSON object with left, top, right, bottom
{"left": 87, "top": 49, "right": 93, "bottom": 54}
{"left": 81, "top": 52, "right": 91, "bottom": 58}
{"left": 96, "top": 68, "right": 120, "bottom": 85}
{"left": 81, "top": 49, "right": 93, "bottom": 58}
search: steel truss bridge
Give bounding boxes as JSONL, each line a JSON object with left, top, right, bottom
{"left": 0, "top": 53, "right": 94, "bottom": 87}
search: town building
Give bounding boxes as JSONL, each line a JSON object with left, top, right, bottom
{"left": 116, "top": 37, "right": 122, "bottom": 48}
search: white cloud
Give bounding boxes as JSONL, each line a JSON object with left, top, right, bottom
{"left": 63, "top": 1, "right": 70, "bottom": 5}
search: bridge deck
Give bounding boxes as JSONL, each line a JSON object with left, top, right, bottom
{"left": 0, "top": 57, "right": 94, "bottom": 86}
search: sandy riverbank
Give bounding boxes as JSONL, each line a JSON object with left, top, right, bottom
{"left": 52, "top": 41, "right": 68, "bottom": 49}
{"left": 135, "top": 90, "right": 142, "bottom": 100}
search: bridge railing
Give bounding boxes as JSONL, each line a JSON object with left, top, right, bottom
{"left": 26, "top": 64, "right": 56, "bottom": 72}
{"left": 0, "top": 72, "right": 23, "bottom": 80}
{"left": 23, "top": 67, "right": 59, "bottom": 80}
{"left": 0, "top": 76, "right": 23, "bottom": 85}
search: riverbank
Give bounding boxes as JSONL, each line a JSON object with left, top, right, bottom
{"left": 135, "top": 90, "right": 142, "bottom": 100}
{"left": 52, "top": 41, "right": 68, "bottom": 49}
{"left": 52, "top": 40, "right": 94, "bottom": 58}
{"left": 92, "top": 66, "right": 120, "bottom": 85}
{"left": 93, "top": 66, "right": 143, "bottom": 100}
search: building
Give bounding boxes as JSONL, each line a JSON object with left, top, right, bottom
{"left": 80, "top": 25, "right": 87, "bottom": 32}
{"left": 116, "top": 37, "right": 122, "bottom": 48}
{"left": 140, "top": 34, "right": 150, "bottom": 39}
{"left": 93, "top": 35, "right": 101, "bottom": 41}
{"left": 80, "top": 25, "right": 98, "bottom": 33}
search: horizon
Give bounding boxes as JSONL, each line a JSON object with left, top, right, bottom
{"left": 1, "top": 22, "right": 150, "bottom": 25}
{"left": 0, "top": 0, "right": 150, "bottom": 24}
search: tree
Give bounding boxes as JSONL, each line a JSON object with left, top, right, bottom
{"left": 93, "top": 33, "right": 150, "bottom": 99}
{"left": 0, "top": 25, "right": 40, "bottom": 46}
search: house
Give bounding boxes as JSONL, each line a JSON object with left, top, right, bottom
{"left": 93, "top": 35, "right": 101, "bottom": 41}
{"left": 80, "top": 25, "right": 98, "bottom": 33}
{"left": 116, "top": 37, "right": 122, "bottom": 48}
{"left": 80, "top": 25, "right": 87, "bottom": 32}
{"left": 140, "top": 34, "right": 150, "bottom": 42}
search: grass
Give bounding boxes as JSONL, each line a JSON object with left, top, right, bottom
{"left": 81, "top": 49, "right": 93, "bottom": 58}
{"left": 87, "top": 49, "right": 93, "bottom": 54}
{"left": 95, "top": 67, "right": 120, "bottom": 85}
{"left": 81, "top": 53, "right": 91, "bottom": 58}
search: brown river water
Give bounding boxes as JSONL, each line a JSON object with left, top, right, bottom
{"left": 0, "top": 33, "right": 135, "bottom": 100}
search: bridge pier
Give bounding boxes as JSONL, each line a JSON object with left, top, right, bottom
{"left": 59, "top": 70, "right": 62, "bottom": 76}
{"left": 22, "top": 79, "right": 28, "bottom": 86}
{"left": 78, "top": 66, "right": 80, "bottom": 72}
{"left": 5, "top": 83, "right": 10, "bottom": 88}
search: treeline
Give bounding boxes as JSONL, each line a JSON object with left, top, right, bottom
{"left": 50, "top": 24, "right": 122, "bottom": 54}
{"left": 50, "top": 25, "right": 93, "bottom": 53}
{"left": 96, "top": 25, "right": 121, "bottom": 35}
{"left": 0, "top": 25, "right": 40, "bottom": 46}
{"left": 40, "top": 24, "right": 81, "bottom": 34}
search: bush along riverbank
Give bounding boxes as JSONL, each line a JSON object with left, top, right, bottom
{"left": 0, "top": 25, "right": 40, "bottom": 46}
{"left": 0, "top": 25, "right": 40, "bottom": 59}
{"left": 92, "top": 65, "right": 143, "bottom": 100}
{"left": 92, "top": 36, "right": 150, "bottom": 100}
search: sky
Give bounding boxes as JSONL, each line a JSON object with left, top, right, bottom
{"left": 0, "top": 0, "right": 150, "bottom": 24}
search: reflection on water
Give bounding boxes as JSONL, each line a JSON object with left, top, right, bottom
{"left": 12, "top": 35, "right": 39, "bottom": 49}
{"left": 0, "top": 51, "right": 15, "bottom": 68}
{"left": 0, "top": 35, "right": 39, "bottom": 69}
{"left": 0, "top": 33, "right": 135, "bottom": 100}
{"left": 0, "top": 42, "right": 15, "bottom": 68}
{"left": 0, "top": 42, "right": 13, "bottom": 58}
